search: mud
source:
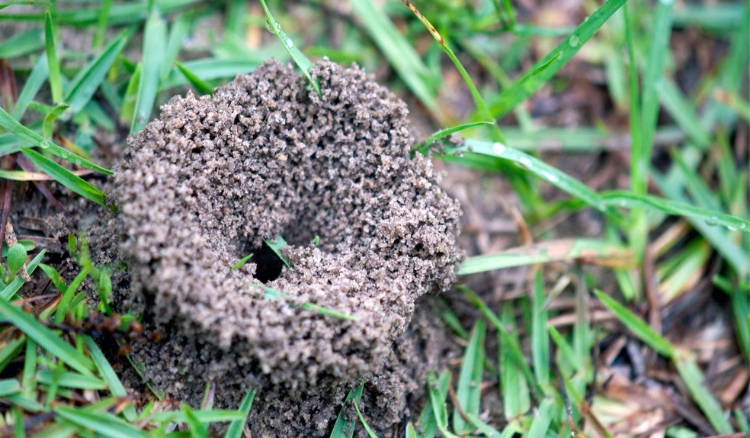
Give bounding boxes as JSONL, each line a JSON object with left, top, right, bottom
{"left": 111, "top": 59, "right": 463, "bottom": 434}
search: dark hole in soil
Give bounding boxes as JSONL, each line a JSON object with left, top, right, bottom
{"left": 249, "top": 244, "right": 285, "bottom": 283}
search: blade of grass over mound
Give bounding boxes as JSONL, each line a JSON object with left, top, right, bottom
{"left": 400, "top": 0, "right": 499, "bottom": 136}
{"left": 350, "top": 0, "right": 437, "bottom": 111}
{"left": 330, "top": 383, "right": 364, "bottom": 438}
{"left": 0, "top": 299, "right": 93, "bottom": 376}
{"left": 458, "top": 239, "right": 633, "bottom": 275}
{"left": 64, "top": 30, "right": 129, "bottom": 113}
{"left": 0, "top": 106, "right": 112, "bottom": 175}
{"left": 130, "top": 6, "right": 166, "bottom": 134}
{"left": 593, "top": 290, "right": 733, "bottom": 433}
{"left": 490, "top": 0, "right": 627, "bottom": 117}
{"left": 251, "top": 285, "right": 357, "bottom": 321}
{"left": 264, "top": 235, "right": 290, "bottom": 268}
{"left": 44, "top": 11, "right": 63, "bottom": 104}
{"left": 453, "top": 319, "right": 485, "bottom": 434}
{"left": 19, "top": 147, "right": 109, "bottom": 208}
{"left": 499, "top": 302, "right": 531, "bottom": 421}
{"left": 259, "top": 0, "right": 320, "bottom": 96}
{"left": 224, "top": 387, "right": 256, "bottom": 438}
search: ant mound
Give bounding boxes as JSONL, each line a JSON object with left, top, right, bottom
{"left": 113, "top": 59, "right": 462, "bottom": 388}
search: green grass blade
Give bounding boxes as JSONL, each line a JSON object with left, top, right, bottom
{"left": 64, "top": 30, "right": 129, "bottom": 113}
{"left": 490, "top": 0, "right": 627, "bottom": 117}
{"left": 19, "top": 147, "right": 109, "bottom": 208}
{"left": 593, "top": 289, "right": 674, "bottom": 358}
{"left": 258, "top": 0, "right": 320, "bottom": 96}
{"left": 635, "top": 0, "right": 674, "bottom": 194}
{"left": 177, "top": 62, "right": 214, "bottom": 96}
{"left": 264, "top": 236, "right": 290, "bottom": 268}
{"left": 148, "top": 410, "right": 245, "bottom": 423}
{"left": 350, "top": 0, "right": 437, "bottom": 110}
{"left": 161, "top": 13, "right": 192, "bottom": 80}
{"left": 418, "top": 121, "right": 493, "bottom": 150}
{"left": 84, "top": 337, "right": 137, "bottom": 422}
{"left": 36, "top": 370, "right": 106, "bottom": 390}
{"left": 532, "top": 270, "right": 550, "bottom": 387}
{"left": 11, "top": 55, "right": 48, "bottom": 120}
{"left": 330, "top": 383, "right": 364, "bottom": 438}
{"left": 182, "top": 403, "right": 209, "bottom": 438}
{"left": 0, "top": 28, "right": 43, "bottom": 59}
{"left": 499, "top": 302, "right": 531, "bottom": 420}
{"left": 44, "top": 11, "right": 63, "bottom": 104}
{"left": 1, "top": 250, "right": 45, "bottom": 301}
{"left": 405, "top": 422, "right": 417, "bottom": 438}
{"left": 0, "top": 105, "right": 112, "bottom": 175}
{"left": 224, "top": 387, "right": 256, "bottom": 438}
{"left": 418, "top": 370, "right": 450, "bottom": 438}
{"left": 0, "top": 298, "right": 94, "bottom": 375}
{"left": 401, "top": 1, "right": 497, "bottom": 132}
{"left": 0, "top": 336, "right": 26, "bottom": 374}
{"left": 453, "top": 319, "right": 485, "bottom": 434}
{"left": 674, "top": 354, "right": 733, "bottom": 434}
{"left": 230, "top": 253, "right": 253, "bottom": 271}
{"left": 0, "top": 378, "right": 21, "bottom": 397}
{"left": 160, "top": 57, "right": 261, "bottom": 90}
{"left": 447, "top": 140, "right": 619, "bottom": 218}
{"left": 527, "top": 398, "right": 555, "bottom": 437}
{"left": 131, "top": 8, "right": 166, "bottom": 134}
{"left": 120, "top": 63, "right": 141, "bottom": 126}
{"left": 599, "top": 190, "right": 750, "bottom": 232}
{"left": 42, "top": 103, "right": 69, "bottom": 139}
{"left": 54, "top": 407, "right": 150, "bottom": 438}
{"left": 353, "top": 401, "right": 378, "bottom": 438}
{"left": 54, "top": 267, "right": 88, "bottom": 324}
{"left": 426, "top": 371, "right": 459, "bottom": 438}
{"left": 458, "top": 239, "right": 632, "bottom": 275}
{"left": 93, "top": 0, "right": 113, "bottom": 49}
{"left": 465, "top": 413, "right": 502, "bottom": 437}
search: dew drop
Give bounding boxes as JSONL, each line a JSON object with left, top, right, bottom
{"left": 274, "top": 23, "right": 282, "bottom": 32}
{"left": 519, "top": 156, "right": 533, "bottom": 168}
{"left": 741, "top": 223, "right": 747, "bottom": 229}
{"left": 727, "top": 225, "right": 738, "bottom": 231}
{"left": 491, "top": 142, "right": 505, "bottom": 156}
{"left": 285, "top": 38, "right": 294, "bottom": 48}
{"left": 39, "top": 141, "right": 50, "bottom": 149}
{"left": 265, "top": 21, "right": 274, "bottom": 32}
{"left": 541, "top": 170, "right": 559, "bottom": 183}
{"left": 705, "top": 216, "right": 718, "bottom": 227}
{"left": 569, "top": 35, "right": 580, "bottom": 48}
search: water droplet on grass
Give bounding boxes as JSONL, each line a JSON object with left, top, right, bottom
{"left": 491, "top": 142, "right": 505, "bottom": 156}
{"left": 569, "top": 36, "right": 580, "bottom": 47}
{"left": 705, "top": 216, "right": 718, "bottom": 226}
{"left": 40, "top": 141, "right": 50, "bottom": 149}
{"left": 285, "top": 38, "right": 294, "bottom": 48}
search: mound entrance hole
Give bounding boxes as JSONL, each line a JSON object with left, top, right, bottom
{"left": 249, "top": 244, "right": 286, "bottom": 283}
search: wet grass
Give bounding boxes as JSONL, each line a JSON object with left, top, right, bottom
{"left": 0, "top": 0, "right": 748, "bottom": 436}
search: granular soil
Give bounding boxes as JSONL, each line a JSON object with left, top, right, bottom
{"left": 111, "top": 59, "right": 463, "bottom": 434}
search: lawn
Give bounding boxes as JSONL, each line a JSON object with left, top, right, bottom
{"left": 0, "top": 0, "right": 748, "bottom": 436}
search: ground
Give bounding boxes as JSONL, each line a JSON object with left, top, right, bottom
{"left": 0, "top": 0, "right": 747, "bottom": 437}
